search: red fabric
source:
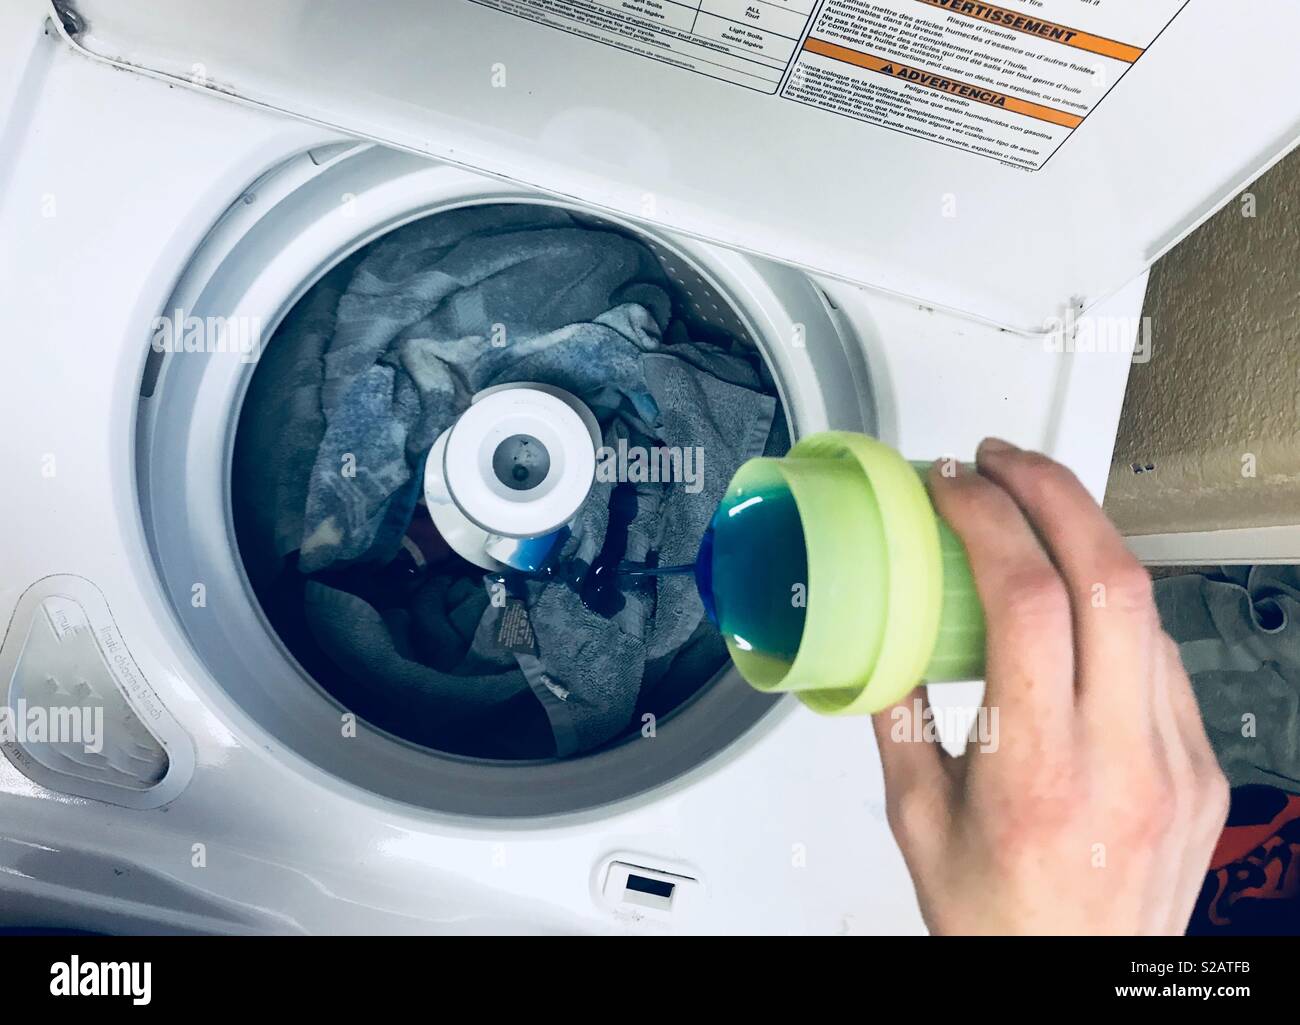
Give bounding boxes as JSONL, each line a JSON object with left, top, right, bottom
{"left": 1211, "top": 793, "right": 1300, "bottom": 869}
{"left": 1190, "top": 787, "right": 1300, "bottom": 935}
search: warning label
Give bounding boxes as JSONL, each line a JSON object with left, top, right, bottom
{"left": 466, "top": 0, "right": 819, "bottom": 92}
{"left": 466, "top": 0, "right": 1185, "bottom": 168}
{"left": 783, "top": 0, "right": 1188, "bottom": 169}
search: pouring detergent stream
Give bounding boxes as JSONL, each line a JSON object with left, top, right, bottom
{"left": 423, "top": 382, "right": 986, "bottom": 715}
{"left": 617, "top": 481, "right": 808, "bottom": 663}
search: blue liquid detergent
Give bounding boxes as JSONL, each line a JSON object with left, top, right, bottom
{"left": 579, "top": 483, "right": 639, "bottom": 617}
{"left": 506, "top": 480, "right": 810, "bottom": 663}
{"left": 619, "top": 485, "right": 809, "bottom": 662}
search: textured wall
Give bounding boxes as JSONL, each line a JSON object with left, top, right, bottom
{"left": 1105, "top": 149, "right": 1300, "bottom": 535}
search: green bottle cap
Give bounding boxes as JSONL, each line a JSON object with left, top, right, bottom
{"left": 722, "top": 432, "right": 985, "bottom": 715}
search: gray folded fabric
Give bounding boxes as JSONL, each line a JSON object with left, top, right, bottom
{"left": 639, "top": 354, "right": 776, "bottom": 661}
{"left": 1156, "top": 566, "right": 1300, "bottom": 794}
{"left": 300, "top": 206, "right": 671, "bottom": 572}
{"left": 233, "top": 257, "right": 359, "bottom": 587}
{"left": 256, "top": 205, "right": 781, "bottom": 757}
{"left": 303, "top": 578, "right": 529, "bottom": 716}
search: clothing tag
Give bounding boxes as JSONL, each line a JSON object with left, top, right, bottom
{"left": 496, "top": 598, "right": 537, "bottom": 654}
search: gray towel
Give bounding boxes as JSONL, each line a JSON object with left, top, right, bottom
{"left": 303, "top": 579, "right": 529, "bottom": 715}
{"left": 1156, "top": 566, "right": 1300, "bottom": 794}
{"left": 233, "top": 257, "right": 359, "bottom": 586}
{"left": 299, "top": 206, "right": 674, "bottom": 571}
{"left": 258, "top": 206, "right": 780, "bottom": 756}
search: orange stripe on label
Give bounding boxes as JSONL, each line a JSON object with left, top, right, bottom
{"left": 914, "top": 0, "right": 1144, "bottom": 63}
{"left": 802, "top": 38, "right": 1085, "bottom": 129}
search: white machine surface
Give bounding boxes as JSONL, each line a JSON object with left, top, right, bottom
{"left": 0, "top": 0, "right": 1295, "bottom": 933}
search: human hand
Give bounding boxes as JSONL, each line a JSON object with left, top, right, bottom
{"left": 872, "top": 439, "right": 1229, "bottom": 935}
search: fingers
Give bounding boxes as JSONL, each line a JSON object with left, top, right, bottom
{"left": 1157, "top": 629, "right": 1231, "bottom": 841}
{"left": 968, "top": 440, "right": 1227, "bottom": 935}
{"left": 926, "top": 459, "right": 1076, "bottom": 740}
{"left": 880, "top": 442, "right": 1229, "bottom": 936}
{"left": 871, "top": 685, "right": 952, "bottom": 795}
{"left": 1158, "top": 633, "right": 1221, "bottom": 783}
{"left": 1142, "top": 637, "right": 1198, "bottom": 932}
{"left": 1149, "top": 633, "right": 1231, "bottom": 934}
{"left": 872, "top": 686, "right": 955, "bottom": 862}
{"left": 974, "top": 439, "right": 1160, "bottom": 730}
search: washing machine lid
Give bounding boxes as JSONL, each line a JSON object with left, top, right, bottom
{"left": 58, "top": 0, "right": 1300, "bottom": 331}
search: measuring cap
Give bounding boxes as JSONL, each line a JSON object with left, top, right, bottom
{"left": 721, "top": 432, "right": 985, "bottom": 715}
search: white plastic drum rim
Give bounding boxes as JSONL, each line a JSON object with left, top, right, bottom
{"left": 442, "top": 387, "right": 596, "bottom": 538}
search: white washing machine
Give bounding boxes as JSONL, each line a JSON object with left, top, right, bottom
{"left": 0, "top": 0, "right": 1296, "bottom": 934}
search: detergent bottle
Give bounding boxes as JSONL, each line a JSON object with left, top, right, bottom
{"left": 625, "top": 432, "right": 987, "bottom": 715}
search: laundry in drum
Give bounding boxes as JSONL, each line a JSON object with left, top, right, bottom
{"left": 231, "top": 202, "right": 789, "bottom": 761}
